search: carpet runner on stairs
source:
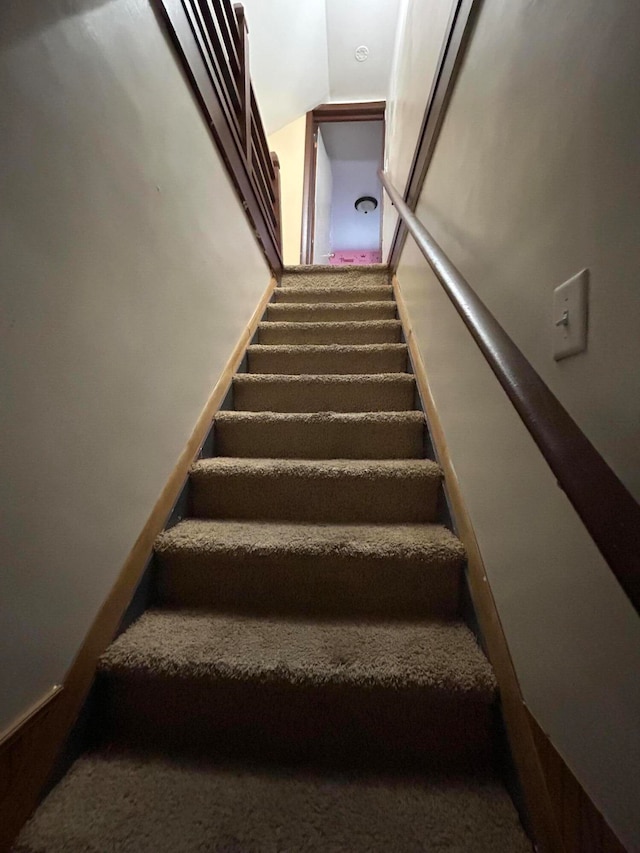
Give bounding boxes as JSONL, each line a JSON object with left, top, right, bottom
{"left": 15, "top": 264, "right": 531, "bottom": 852}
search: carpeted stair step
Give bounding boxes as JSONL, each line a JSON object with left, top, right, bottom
{"left": 213, "top": 411, "right": 426, "bottom": 459}
{"left": 281, "top": 263, "right": 390, "bottom": 289}
{"left": 274, "top": 285, "right": 393, "bottom": 303}
{"left": 256, "top": 319, "right": 403, "bottom": 345}
{"left": 97, "top": 610, "right": 496, "bottom": 767}
{"left": 233, "top": 373, "right": 415, "bottom": 412}
{"left": 14, "top": 750, "right": 532, "bottom": 853}
{"left": 246, "top": 343, "right": 408, "bottom": 375}
{"left": 154, "top": 518, "right": 464, "bottom": 617}
{"left": 190, "top": 458, "right": 442, "bottom": 523}
{"left": 266, "top": 301, "right": 396, "bottom": 322}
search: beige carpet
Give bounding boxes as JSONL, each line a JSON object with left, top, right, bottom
{"left": 15, "top": 752, "right": 532, "bottom": 853}
{"left": 190, "top": 457, "right": 442, "bottom": 522}
{"left": 233, "top": 372, "right": 416, "bottom": 412}
{"left": 16, "top": 265, "right": 531, "bottom": 851}
{"left": 274, "top": 284, "right": 394, "bottom": 303}
{"left": 213, "top": 410, "right": 427, "bottom": 458}
{"left": 257, "top": 319, "right": 403, "bottom": 344}
{"left": 266, "top": 300, "right": 397, "bottom": 322}
{"left": 247, "top": 343, "right": 408, "bottom": 374}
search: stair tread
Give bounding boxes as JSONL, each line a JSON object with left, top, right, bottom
{"left": 246, "top": 344, "right": 408, "bottom": 375}
{"left": 275, "top": 285, "right": 393, "bottom": 303}
{"left": 234, "top": 372, "right": 414, "bottom": 384}
{"left": 248, "top": 343, "right": 406, "bottom": 353}
{"left": 276, "top": 285, "right": 392, "bottom": 293}
{"left": 191, "top": 457, "right": 440, "bottom": 479}
{"left": 100, "top": 609, "right": 495, "bottom": 699}
{"left": 268, "top": 300, "right": 393, "bottom": 309}
{"left": 16, "top": 751, "right": 531, "bottom": 853}
{"left": 266, "top": 302, "right": 397, "bottom": 323}
{"left": 259, "top": 320, "right": 402, "bottom": 328}
{"left": 155, "top": 518, "right": 464, "bottom": 564}
{"left": 215, "top": 410, "right": 424, "bottom": 424}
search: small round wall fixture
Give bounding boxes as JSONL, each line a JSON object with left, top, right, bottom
{"left": 355, "top": 45, "right": 369, "bottom": 62}
{"left": 354, "top": 196, "right": 378, "bottom": 214}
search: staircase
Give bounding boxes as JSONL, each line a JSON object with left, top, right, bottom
{"left": 15, "top": 266, "right": 531, "bottom": 852}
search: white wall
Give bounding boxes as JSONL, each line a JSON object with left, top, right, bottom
{"left": 0, "top": 0, "right": 268, "bottom": 732}
{"left": 313, "top": 128, "right": 333, "bottom": 262}
{"left": 241, "top": 0, "right": 329, "bottom": 134}
{"left": 382, "top": 0, "right": 457, "bottom": 255}
{"left": 330, "top": 161, "right": 382, "bottom": 251}
{"left": 241, "top": 0, "right": 403, "bottom": 133}
{"left": 268, "top": 115, "right": 307, "bottom": 265}
{"left": 321, "top": 121, "right": 383, "bottom": 252}
{"left": 391, "top": 0, "right": 640, "bottom": 847}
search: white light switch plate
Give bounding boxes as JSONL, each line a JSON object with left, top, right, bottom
{"left": 553, "top": 269, "right": 589, "bottom": 361}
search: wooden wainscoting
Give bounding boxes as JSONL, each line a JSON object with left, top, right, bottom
{"left": 527, "top": 712, "right": 628, "bottom": 853}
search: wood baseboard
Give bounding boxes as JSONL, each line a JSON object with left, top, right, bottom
{"left": 527, "top": 712, "right": 628, "bottom": 853}
{"left": 394, "top": 275, "right": 630, "bottom": 853}
{"left": 0, "top": 276, "right": 277, "bottom": 852}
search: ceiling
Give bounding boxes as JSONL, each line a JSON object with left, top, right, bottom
{"left": 242, "top": 0, "right": 401, "bottom": 134}
{"left": 326, "top": 0, "right": 402, "bottom": 104}
{"left": 320, "top": 121, "right": 384, "bottom": 162}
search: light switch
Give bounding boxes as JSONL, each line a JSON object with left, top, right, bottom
{"left": 553, "top": 269, "right": 589, "bottom": 361}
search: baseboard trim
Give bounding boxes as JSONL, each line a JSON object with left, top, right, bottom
{"left": 393, "top": 276, "right": 565, "bottom": 853}
{"left": 527, "top": 711, "right": 628, "bottom": 853}
{"left": 0, "top": 275, "right": 277, "bottom": 852}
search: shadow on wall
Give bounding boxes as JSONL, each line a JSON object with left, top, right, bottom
{"left": 0, "top": 0, "right": 114, "bottom": 50}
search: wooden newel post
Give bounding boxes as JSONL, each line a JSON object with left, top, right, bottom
{"left": 271, "top": 151, "right": 283, "bottom": 255}
{"left": 233, "top": 3, "right": 251, "bottom": 164}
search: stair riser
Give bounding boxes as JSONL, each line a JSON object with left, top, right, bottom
{"left": 233, "top": 377, "right": 415, "bottom": 413}
{"left": 266, "top": 304, "right": 396, "bottom": 322}
{"left": 274, "top": 287, "right": 393, "bottom": 303}
{"left": 190, "top": 471, "right": 440, "bottom": 523}
{"left": 280, "top": 268, "right": 390, "bottom": 289}
{"left": 100, "top": 676, "right": 493, "bottom": 770}
{"left": 191, "top": 473, "right": 439, "bottom": 524}
{"left": 213, "top": 417, "right": 425, "bottom": 459}
{"left": 155, "top": 549, "right": 461, "bottom": 618}
{"left": 256, "top": 322, "right": 403, "bottom": 345}
{"left": 246, "top": 348, "right": 408, "bottom": 375}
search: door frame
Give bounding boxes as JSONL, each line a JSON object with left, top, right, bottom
{"left": 300, "top": 101, "right": 386, "bottom": 265}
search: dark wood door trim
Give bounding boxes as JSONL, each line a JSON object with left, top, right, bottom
{"left": 300, "top": 101, "right": 386, "bottom": 265}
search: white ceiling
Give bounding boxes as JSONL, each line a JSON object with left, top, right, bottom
{"left": 320, "top": 121, "right": 384, "bottom": 162}
{"left": 326, "top": 0, "right": 402, "bottom": 103}
{"left": 241, "top": 0, "right": 401, "bottom": 134}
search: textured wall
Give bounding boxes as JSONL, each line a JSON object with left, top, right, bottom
{"left": 268, "top": 115, "right": 307, "bottom": 265}
{"left": 393, "top": 0, "right": 640, "bottom": 847}
{"left": 0, "top": 0, "right": 268, "bottom": 731}
{"left": 383, "top": 0, "right": 457, "bottom": 255}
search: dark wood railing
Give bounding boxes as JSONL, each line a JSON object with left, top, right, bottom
{"left": 380, "top": 170, "right": 640, "bottom": 615}
{"left": 157, "top": 0, "right": 282, "bottom": 273}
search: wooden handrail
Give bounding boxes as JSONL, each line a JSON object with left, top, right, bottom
{"left": 156, "top": 0, "right": 282, "bottom": 273}
{"left": 380, "top": 169, "right": 640, "bottom": 614}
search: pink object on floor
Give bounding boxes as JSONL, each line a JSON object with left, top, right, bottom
{"left": 330, "top": 250, "right": 382, "bottom": 266}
